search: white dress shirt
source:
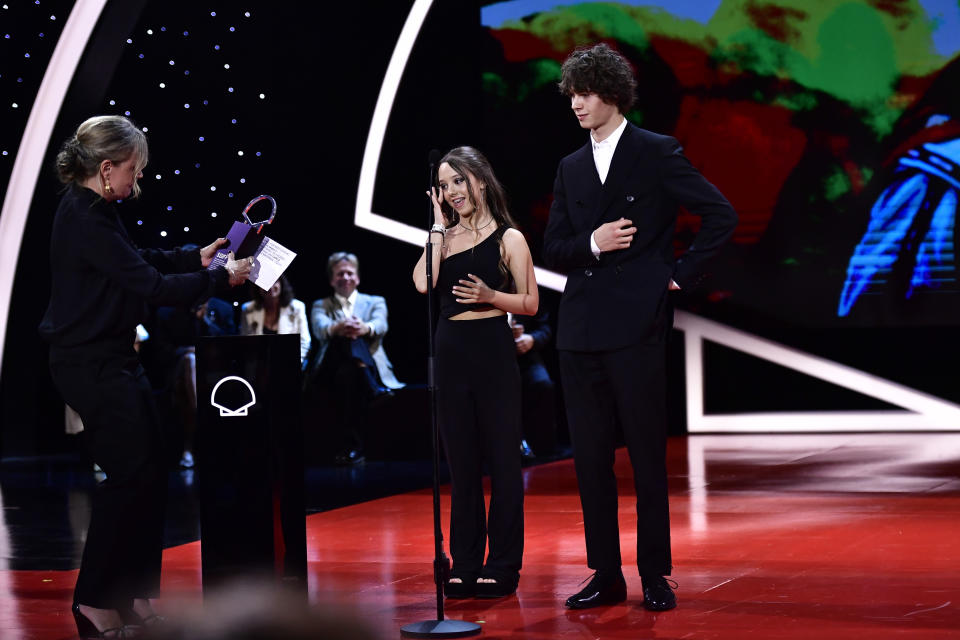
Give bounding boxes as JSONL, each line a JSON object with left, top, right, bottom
{"left": 592, "top": 116, "right": 628, "bottom": 184}
{"left": 590, "top": 117, "right": 628, "bottom": 258}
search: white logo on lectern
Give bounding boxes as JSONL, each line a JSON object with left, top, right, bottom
{"left": 210, "top": 375, "right": 257, "bottom": 417}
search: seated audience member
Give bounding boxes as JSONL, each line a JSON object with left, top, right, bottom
{"left": 510, "top": 303, "right": 558, "bottom": 458}
{"left": 240, "top": 275, "right": 311, "bottom": 367}
{"left": 147, "top": 296, "right": 237, "bottom": 468}
{"left": 307, "top": 251, "right": 404, "bottom": 465}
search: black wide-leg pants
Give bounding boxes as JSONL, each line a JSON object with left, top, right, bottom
{"left": 559, "top": 339, "right": 672, "bottom": 577}
{"left": 50, "top": 350, "right": 167, "bottom": 609}
{"left": 435, "top": 315, "right": 524, "bottom": 579}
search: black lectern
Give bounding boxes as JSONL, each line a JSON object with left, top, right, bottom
{"left": 196, "top": 334, "right": 306, "bottom": 594}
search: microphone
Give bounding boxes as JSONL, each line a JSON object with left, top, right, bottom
{"left": 427, "top": 149, "right": 442, "bottom": 229}
{"left": 428, "top": 148, "right": 442, "bottom": 170}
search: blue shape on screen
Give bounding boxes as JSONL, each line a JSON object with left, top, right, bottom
{"left": 838, "top": 136, "right": 959, "bottom": 316}
{"left": 919, "top": 0, "right": 960, "bottom": 57}
{"left": 910, "top": 188, "right": 956, "bottom": 295}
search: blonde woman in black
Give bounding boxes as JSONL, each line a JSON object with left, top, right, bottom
{"left": 39, "top": 115, "right": 252, "bottom": 638}
{"left": 413, "top": 146, "right": 538, "bottom": 598}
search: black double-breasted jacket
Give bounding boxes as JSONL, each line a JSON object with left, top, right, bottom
{"left": 543, "top": 123, "right": 738, "bottom": 351}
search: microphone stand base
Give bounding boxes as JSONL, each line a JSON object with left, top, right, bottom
{"left": 400, "top": 619, "right": 482, "bottom": 638}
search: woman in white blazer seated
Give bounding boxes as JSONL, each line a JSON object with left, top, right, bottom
{"left": 240, "top": 274, "right": 312, "bottom": 367}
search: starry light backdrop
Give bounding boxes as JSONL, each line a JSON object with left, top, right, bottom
{"left": 2, "top": 1, "right": 280, "bottom": 270}
{"left": 0, "top": 0, "right": 70, "bottom": 199}
{"left": 97, "top": 4, "right": 278, "bottom": 258}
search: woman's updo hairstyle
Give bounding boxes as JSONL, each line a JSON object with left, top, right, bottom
{"left": 55, "top": 115, "right": 148, "bottom": 198}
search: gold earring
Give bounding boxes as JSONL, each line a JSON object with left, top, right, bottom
{"left": 104, "top": 181, "right": 112, "bottom": 193}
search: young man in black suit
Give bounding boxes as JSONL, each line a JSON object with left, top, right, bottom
{"left": 543, "top": 43, "right": 737, "bottom": 611}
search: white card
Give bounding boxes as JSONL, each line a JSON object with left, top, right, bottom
{"left": 250, "top": 236, "right": 297, "bottom": 290}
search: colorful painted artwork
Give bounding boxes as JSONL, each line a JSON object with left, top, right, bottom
{"left": 479, "top": 0, "right": 960, "bottom": 325}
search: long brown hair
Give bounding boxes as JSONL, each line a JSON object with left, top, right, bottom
{"left": 438, "top": 146, "right": 518, "bottom": 287}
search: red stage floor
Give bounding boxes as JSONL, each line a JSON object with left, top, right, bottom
{"left": 4, "top": 433, "right": 960, "bottom": 639}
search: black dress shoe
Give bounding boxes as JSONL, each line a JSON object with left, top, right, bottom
{"left": 334, "top": 448, "right": 365, "bottom": 465}
{"left": 565, "top": 570, "right": 627, "bottom": 609}
{"left": 641, "top": 575, "right": 677, "bottom": 611}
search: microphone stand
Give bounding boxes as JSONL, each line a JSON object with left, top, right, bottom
{"left": 400, "top": 155, "right": 481, "bottom": 639}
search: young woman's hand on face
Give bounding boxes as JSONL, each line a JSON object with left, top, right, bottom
{"left": 427, "top": 187, "right": 449, "bottom": 227}
{"left": 453, "top": 273, "right": 495, "bottom": 305}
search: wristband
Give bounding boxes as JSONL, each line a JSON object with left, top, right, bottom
{"left": 430, "top": 223, "right": 446, "bottom": 235}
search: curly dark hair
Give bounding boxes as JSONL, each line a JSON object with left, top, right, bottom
{"left": 558, "top": 43, "right": 637, "bottom": 114}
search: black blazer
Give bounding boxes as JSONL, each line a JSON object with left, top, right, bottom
{"left": 543, "top": 123, "right": 737, "bottom": 351}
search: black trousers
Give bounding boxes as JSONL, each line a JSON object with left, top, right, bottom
{"left": 49, "top": 350, "right": 167, "bottom": 609}
{"left": 435, "top": 315, "right": 524, "bottom": 579}
{"left": 559, "top": 340, "right": 672, "bottom": 576}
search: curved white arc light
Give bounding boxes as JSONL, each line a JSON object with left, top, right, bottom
{"left": 352, "top": 0, "right": 568, "bottom": 293}
{"left": 0, "top": 0, "right": 109, "bottom": 376}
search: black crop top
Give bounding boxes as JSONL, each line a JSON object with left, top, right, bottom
{"left": 438, "top": 226, "right": 513, "bottom": 319}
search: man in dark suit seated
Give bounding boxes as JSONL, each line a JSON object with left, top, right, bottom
{"left": 509, "top": 301, "right": 558, "bottom": 460}
{"left": 306, "top": 252, "right": 404, "bottom": 465}
{"left": 544, "top": 43, "right": 737, "bottom": 612}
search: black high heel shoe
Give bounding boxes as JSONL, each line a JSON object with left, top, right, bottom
{"left": 121, "top": 606, "right": 166, "bottom": 628}
{"left": 72, "top": 603, "right": 127, "bottom": 639}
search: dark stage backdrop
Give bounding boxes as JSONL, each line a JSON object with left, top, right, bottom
{"left": 2, "top": 0, "right": 959, "bottom": 456}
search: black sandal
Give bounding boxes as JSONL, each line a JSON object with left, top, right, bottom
{"left": 121, "top": 607, "right": 166, "bottom": 628}
{"left": 475, "top": 571, "right": 519, "bottom": 598}
{"left": 72, "top": 603, "right": 128, "bottom": 639}
{"left": 444, "top": 573, "right": 478, "bottom": 598}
